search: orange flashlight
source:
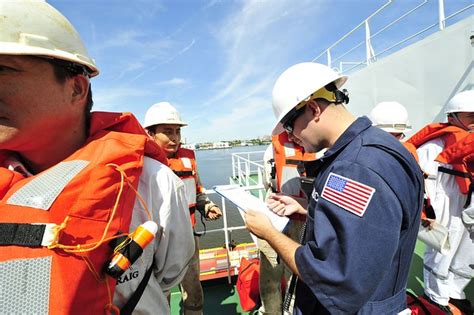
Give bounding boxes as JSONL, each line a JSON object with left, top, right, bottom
{"left": 106, "top": 221, "right": 158, "bottom": 279}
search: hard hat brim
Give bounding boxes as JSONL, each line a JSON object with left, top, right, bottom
{"left": 0, "top": 43, "right": 99, "bottom": 77}
{"left": 143, "top": 121, "right": 188, "bottom": 129}
{"left": 272, "top": 122, "right": 284, "bottom": 135}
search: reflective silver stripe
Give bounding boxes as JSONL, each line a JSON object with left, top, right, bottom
{"left": 283, "top": 144, "right": 296, "bottom": 157}
{"left": 7, "top": 160, "right": 89, "bottom": 210}
{"left": 0, "top": 256, "right": 52, "bottom": 314}
{"left": 181, "top": 157, "right": 192, "bottom": 169}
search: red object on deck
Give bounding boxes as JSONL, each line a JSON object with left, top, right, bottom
{"left": 236, "top": 257, "right": 260, "bottom": 311}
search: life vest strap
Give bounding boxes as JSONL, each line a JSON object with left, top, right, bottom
{"left": 0, "top": 223, "right": 56, "bottom": 247}
{"left": 438, "top": 167, "right": 474, "bottom": 208}
{"left": 465, "top": 182, "right": 473, "bottom": 209}
{"left": 120, "top": 258, "right": 156, "bottom": 315}
{"left": 173, "top": 170, "right": 194, "bottom": 177}
{"left": 285, "top": 159, "right": 301, "bottom": 166}
{"left": 438, "top": 166, "right": 471, "bottom": 178}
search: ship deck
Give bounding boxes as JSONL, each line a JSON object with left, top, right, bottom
{"left": 169, "top": 240, "right": 474, "bottom": 314}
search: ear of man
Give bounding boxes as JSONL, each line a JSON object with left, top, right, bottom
{"left": 70, "top": 75, "right": 90, "bottom": 105}
{"left": 307, "top": 100, "right": 324, "bottom": 122}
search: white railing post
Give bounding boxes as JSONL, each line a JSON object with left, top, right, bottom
{"left": 245, "top": 159, "right": 250, "bottom": 187}
{"left": 221, "top": 195, "right": 232, "bottom": 284}
{"left": 231, "top": 154, "right": 235, "bottom": 178}
{"left": 257, "top": 168, "right": 263, "bottom": 200}
{"left": 438, "top": 0, "right": 445, "bottom": 30}
{"left": 237, "top": 157, "right": 242, "bottom": 186}
{"left": 365, "top": 19, "right": 375, "bottom": 64}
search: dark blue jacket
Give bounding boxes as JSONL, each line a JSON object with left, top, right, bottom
{"left": 294, "top": 117, "right": 423, "bottom": 314}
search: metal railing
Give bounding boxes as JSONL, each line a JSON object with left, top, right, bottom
{"left": 311, "top": 0, "right": 473, "bottom": 74}
{"left": 199, "top": 151, "right": 267, "bottom": 283}
{"left": 202, "top": 185, "right": 263, "bottom": 283}
{"left": 231, "top": 150, "right": 266, "bottom": 200}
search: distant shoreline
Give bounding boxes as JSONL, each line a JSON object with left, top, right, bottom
{"left": 187, "top": 141, "right": 271, "bottom": 151}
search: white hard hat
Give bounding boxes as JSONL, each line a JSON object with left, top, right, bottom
{"left": 369, "top": 101, "right": 412, "bottom": 133}
{"left": 271, "top": 62, "right": 347, "bottom": 135}
{"left": 445, "top": 90, "right": 474, "bottom": 114}
{"left": 0, "top": 0, "right": 99, "bottom": 77}
{"left": 143, "top": 102, "right": 187, "bottom": 129}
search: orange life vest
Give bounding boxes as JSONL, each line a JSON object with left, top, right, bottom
{"left": 436, "top": 132, "right": 474, "bottom": 208}
{"left": 168, "top": 147, "right": 202, "bottom": 227}
{"left": 403, "top": 142, "right": 419, "bottom": 162}
{"left": 406, "top": 123, "right": 471, "bottom": 194}
{"left": 436, "top": 132, "right": 474, "bottom": 174}
{"left": 0, "top": 112, "right": 166, "bottom": 315}
{"left": 271, "top": 133, "right": 316, "bottom": 197}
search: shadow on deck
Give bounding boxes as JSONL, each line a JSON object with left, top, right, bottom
{"left": 171, "top": 277, "right": 249, "bottom": 315}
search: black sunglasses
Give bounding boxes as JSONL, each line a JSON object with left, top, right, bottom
{"left": 281, "top": 104, "right": 307, "bottom": 134}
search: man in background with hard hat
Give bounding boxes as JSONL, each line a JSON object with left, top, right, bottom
{"left": 369, "top": 101, "right": 412, "bottom": 140}
{"left": 245, "top": 62, "right": 424, "bottom": 314}
{"left": 144, "top": 102, "right": 222, "bottom": 315}
{"left": 406, "top": 90, "right": 474, "bottom": 314}
{"left": 369, "top": 101, "right": 420, "bottom": 159}
{"left": 0, "top": 1, "right": 194, "bottom": 314}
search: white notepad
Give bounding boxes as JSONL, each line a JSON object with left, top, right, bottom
{"left": 213, "top": 184, "right": 289, "bottom": 232}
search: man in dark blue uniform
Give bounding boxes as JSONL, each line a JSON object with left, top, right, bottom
{"left": 245, "top": 62, "right": 423, "bottom": 314}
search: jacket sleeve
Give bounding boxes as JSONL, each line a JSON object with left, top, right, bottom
{"left": 417, "top": 139, "right": 467, "bottom": 227}
{"left": 416, "top": 138, "right": 444, "bottom": 199}
{"left": 150, "top": 160, "right": 195, "bottom": 292}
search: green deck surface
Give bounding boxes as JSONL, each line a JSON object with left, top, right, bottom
{"left": 170, "top": 240, "right": 473, "bottom": 314}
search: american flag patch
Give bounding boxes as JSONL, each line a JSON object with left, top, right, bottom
{"left": 321, "top": 172, "right": 375, "bottom": 217}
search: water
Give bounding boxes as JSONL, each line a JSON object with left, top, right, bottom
{"left": 193, "top": 145, "right": 268, "bottom": 249}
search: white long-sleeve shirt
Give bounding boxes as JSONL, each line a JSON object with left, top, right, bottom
{"left": 113, "top": 156, "right": 195, "bottom": 314}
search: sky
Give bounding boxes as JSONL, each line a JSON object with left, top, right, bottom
{"left": 48, "top": 0, "right": 472, "bottom": 144}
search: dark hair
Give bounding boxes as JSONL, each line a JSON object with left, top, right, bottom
{"left": 145, "top": 125, "right": 156, "bottom": 136}
{"left": 48, "top": 59, "right": 94, "bottom": 133}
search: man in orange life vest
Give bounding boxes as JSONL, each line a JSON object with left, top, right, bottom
{"left": 435, "top": 132, "right": 474, "bottom": 315}
{"left": 406, "top": 90, "right": 474, "bottom": 314}
{"left": 144, "top": 102, "right": 222, "bottom": 315}
{"left": 259, "top": 132, "right": 316, "bottom": 314}
{"left": 0, "top": 1, "right": 195, "bottom": 314}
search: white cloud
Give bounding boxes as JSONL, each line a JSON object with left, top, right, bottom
{"left": 194, "top": 0, "right": 320, "bottom": 141}
{"left": 205, "top": 0, "right": 319, "bottom": 103}
{"left": 185, "top": 96, "right": 275, "bottom": 143}
{"left": 179, "top": 39, "right": 197, "bottom": 55}
{"left": 156, "top": 78, "right": 188, "bottom": 86}
{"left": 125, "top": 38, "right": 197, "bottom": 83}
{"left": 203, "top": 0, "right": 223, "bottom": 10}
